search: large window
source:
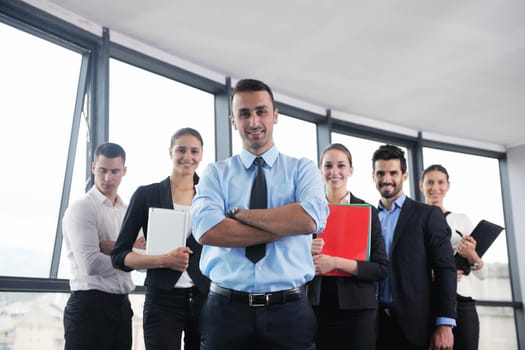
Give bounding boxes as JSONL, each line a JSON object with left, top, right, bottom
{"left": 108, "top": 59, "right": 216, "bottom": 203}
{"left": 422, "top": 147, "right": 510, "bottom": 300}
{"left": 0, "top": 292, "right": 147, "bottom": 350}
{"left": 0, "top": 22, "right": 82, "bottom": 278}
{"left": 423, "top": 147, "right": 514, "bottom": 349}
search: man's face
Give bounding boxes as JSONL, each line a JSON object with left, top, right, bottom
{"left": 92, "top": 155, "right": 126, "bottom": 199}
{"left": 230, "top": 90, "right": 278, "bottom": 155}
{"left": 372, "top": 159, "right": 407, "bottom": 200}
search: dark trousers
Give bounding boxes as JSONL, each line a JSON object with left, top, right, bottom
{"left": 376, "top": 307, "right": 427, "bottom": 350}
{"left": 63, "top": 290, "right": 132, "bottom": 350}
{"left": 143, "top": 287, "right": 204, "bottom": 350}
{"left": 200, "top": 291, "right": 316, "bottom": 350}
{"left": 313, "top": 306, "right": 377, "bottom": 350}
{"left": 454, "top": 296, "right": 479, "bottom": 350}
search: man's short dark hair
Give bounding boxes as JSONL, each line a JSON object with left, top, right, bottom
{"left": 372, "top": 144, "right": 407, "bottom": 173}
{"left": 94, "top": 142, "right": 126, "bottom": 163}
{"left": 231, "top": 78, "right": 275, "bottom": 109}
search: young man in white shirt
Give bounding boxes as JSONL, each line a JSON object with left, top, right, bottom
{"left": 62, "top": 142, "right": 142, "bottom": 350}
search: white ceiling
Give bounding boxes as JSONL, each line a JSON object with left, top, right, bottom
{"left": 31, "top": 0, "right": 525, "bottom": 150}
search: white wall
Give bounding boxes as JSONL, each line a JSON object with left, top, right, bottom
{"left": 505, "top": 143, "right": 525, "bottom": 341}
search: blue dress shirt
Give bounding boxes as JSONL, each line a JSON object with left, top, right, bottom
{"left": 378, "top": 194, "right": 455, "bottom": 327}
{"left": 377, "top": 193, "right": 405, "bottom": 306}
{"left": 191, "top": 145, "right": 329, "bottom": 293}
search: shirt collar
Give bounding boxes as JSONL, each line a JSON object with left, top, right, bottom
{"left": 378, "top": 193, "right": 406, "bottom": 211}
{"left": 90, "top": 185, "right": 123, "bottom": 207}
{"left": 239, "top": 144, "right": 278, "bottom": 169}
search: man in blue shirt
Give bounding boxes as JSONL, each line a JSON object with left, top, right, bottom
{"left": 192, "top": 78, "right": 329, "bottom": 349}
{"left": 372, "top": 144, "right": 457, "bottom": 350}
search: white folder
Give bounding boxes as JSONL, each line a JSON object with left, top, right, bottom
{"left": 146, "top": 207, "right": 188, "bottom": 255}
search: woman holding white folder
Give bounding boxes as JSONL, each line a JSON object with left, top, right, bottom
{"left": 111, "top": 127, "right": 209, "bottom": 350}
{"left": 420, "top": 164, "right": 487, "bottom": 350}
{"left": 308, "top": 143, "right": 388, "bottom": 350}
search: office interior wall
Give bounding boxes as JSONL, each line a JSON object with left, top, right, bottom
{"left": 506, "top": 144, "right": 525, "bottom": 331}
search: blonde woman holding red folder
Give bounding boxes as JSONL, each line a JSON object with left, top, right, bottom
{"left": 308, "top": 143, "right": 388, "bottom": 350}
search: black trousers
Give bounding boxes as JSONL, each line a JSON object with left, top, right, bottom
{"left": 313, "top": 306, "right": 377, "bottom": 350}
{"left": 376, "top": 307, "right": 427, "bottom": 350}
{"left": 63, "top": 290, "right": 133, "bottom": 350}
{"left": 143, "top": 286, "right": 205, "bottom": 350}
{"left": 454, "top": 296, "right": 479, "bottom": 350}
{"left": 200, "top": 290, "right": 316, "bottom": 350}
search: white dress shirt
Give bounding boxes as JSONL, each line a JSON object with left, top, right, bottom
{"left": 446, "top": 212, "right": 488, "bottom": 298}
{"left": 173, "top": 202, "right": 194, "bottom": 288}
{"left": 62, "top": 186, "right": 134, "bottom": 294}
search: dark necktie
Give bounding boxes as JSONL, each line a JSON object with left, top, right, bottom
{"left": 246, "top": 156, "right": 267, "bottom": 263}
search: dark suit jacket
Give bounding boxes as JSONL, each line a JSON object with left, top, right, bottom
{"left": 308, "top": 194, "right": 388, "bottom": 310}
{"left": 385, "top": 196, "right": 456, "bottom": 346}
{"left": 111, "top": 176, "right": 210, "bottom": 294}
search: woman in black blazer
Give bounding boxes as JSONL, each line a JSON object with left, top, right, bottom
{"left": 309, "top": 143, "right": 388, "bottom": 350}
{"left": 112, "top": 127, "right": 209, "bottom": 350}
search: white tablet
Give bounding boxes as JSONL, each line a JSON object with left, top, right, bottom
{"left": 146, "top": 207, "right": 187, "bottom": 255}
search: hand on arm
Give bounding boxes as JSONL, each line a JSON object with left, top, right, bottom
{"left": 199, "top": 203, "right": 315, "bottom": 247}
{"left": 235, "top": 203, "right": 317, "bottom": 237}
{"left": 198, "top": 217, "right": 279, "bottom": 247}
{"left": 123, "top": 246, "right": 193, "bottom": 271}
{"left": 64, "top": 206, "right": 114, "bottom": 276}
{"left": 313, "top": 254, "right": 358, "bottom": 276}
{"left": 99, "top": 240, "right": 115, "bottom": 255}
{"left": 311, "top": 238, "right": 324, "bottom": 255}
{"left": 457, "top": 235, "right": 483, "bottom": 270}
{"left": 133, "top": 236, "right": 146, "bottom": 250}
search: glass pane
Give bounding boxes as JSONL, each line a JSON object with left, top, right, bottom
{"left": 331, "top": 133, "right": 412, "bottom": 206}
{"left": 232, "top": 113, "right": 318, "bottom": 163}
{"left": 109, "top": 59, "right": 216, "bottom": 285}
{"left": 422, "top": 148, "right": 511, "bottom": 301}
{"left": 0, "top": 22, "right": 82, "bottom": 278}
{"left": 478, "top": 305, "right": 517, "bottom": 349}
{"left": 109, "top": 58, "right": 216, "bottom": 203}
{"left": 0, "top": 291, "right": 146, "bottom": 350}
{"left": 57, "top": 112, "right": 88, "bottom": 279}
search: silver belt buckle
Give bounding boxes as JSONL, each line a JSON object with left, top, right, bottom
{"left": 249, "top": 293, "right": 270, "bottom": 307}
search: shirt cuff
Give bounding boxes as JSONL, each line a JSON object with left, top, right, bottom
{"left": 436, "top": 317, "right": 456, "bottom": 328}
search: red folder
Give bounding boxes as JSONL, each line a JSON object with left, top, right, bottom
{"left": 319, "top": 204, "right": 372, "bottom": 276}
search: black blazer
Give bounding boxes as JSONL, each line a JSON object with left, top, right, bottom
{"left": 308, "top": 194, "right": 388, "bottom": 310}
{"left": 387, "top": 197, "right": 456, "bottom": 346}
{"left": 111, "top": 176, "right": 210, "bottom": 294}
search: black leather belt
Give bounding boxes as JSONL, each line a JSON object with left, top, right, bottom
{"left": 146, "top": 286, "right": 199, "bottom": 297}
{"left": 210, "top": 283, "right": 306, "bottom": 307}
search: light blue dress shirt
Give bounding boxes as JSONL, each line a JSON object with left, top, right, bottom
{"left": 191, "top": 145, "right": 329, "bottom": 293}
{"left": 377, "top": 193, "right": 405, "bottom": 306}
{"left": 378, "top": 193, "right": 455, "bottom": 327}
